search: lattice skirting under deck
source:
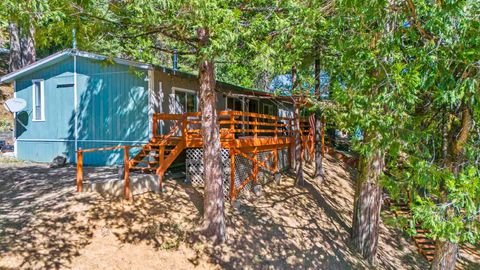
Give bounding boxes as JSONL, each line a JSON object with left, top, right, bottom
{"left": 186, "top": 147, "right": 290, "bottom": 199}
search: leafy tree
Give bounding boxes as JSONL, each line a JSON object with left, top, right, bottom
{"left": 383, "top": 1, "right": 480, "bottom": 269}
{"left": 320, "top": 0, "right": 421, "bottom": 263}
{"left": 0, "top": 0, "right": 37, "bottom": 71}
{"left": 323, "top": 0, "right": 479, "bottom": 268}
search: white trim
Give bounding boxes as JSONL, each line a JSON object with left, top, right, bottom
{"left": 13, "top": 81, "right": 17, "bottom": 158}
{"left": 75, "top": 50, "right": 151, "bottom": 70}
{"left": 172, "top": 86, "right": 197, "bottom": 94}
{"left": 147, "top": 69, "right": 154, "bottom": 139}
{"left": 159, "top": 81, "right": 163, "bottom": 134}
{"left": 0, "top": 49, "right": 152, "bottom": 83}
{"left": 172, "top": 87, "right": 198, "bottom": 113}
{"left": 74, "top": 55, "right": 78, "bottom": 160}
{"left": 31, "top": 79, "right": 45, "bottom": 121}
{"left": 0, "top": 50, "right": 71, "bottom": 83}
{"left": 16, "top": 138, "right": 149, "bottom": 143}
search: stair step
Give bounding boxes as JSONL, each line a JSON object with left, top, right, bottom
{"left": 132, "top": 160, "right": 159, "bottom": 165}
{"left": 134, "top": 151, "right": 173, "bottom": 159}
{"left": 421, "top": 250, "right": 436, "bottom": 255}
{"left": 130, "top": 167, "right": 156, "bottom": 172}
{"left": 417, "top": 244, "right": 436, "bottom": 250}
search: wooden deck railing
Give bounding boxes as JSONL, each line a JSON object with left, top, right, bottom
{"left": 152, "top": 110, "right": 313, "bottom": 145}
{"left": 77, "top": 110, "right": 317, "bottom": 200}
{"left": 76, "top": 145, "right": 143, "bottom": 199}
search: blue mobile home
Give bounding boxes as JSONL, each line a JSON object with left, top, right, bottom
{"left": 0, "top": 49, "right": 292, "bottom": 166}
{"left": 1, "top": 50, "right": 150, "bottom": 165}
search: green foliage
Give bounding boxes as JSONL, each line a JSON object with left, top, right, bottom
{"left": 387, "top": 159, "right": 480, "bottom": 244}
{"left": 0, "top": 118, "right": 12, "bottom": 132}
{"left": 2, "top": 0, "right": 479, "bottom": 250}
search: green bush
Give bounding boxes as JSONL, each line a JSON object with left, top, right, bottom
{"left": 0, "top": 118, "right": 12, "bottom": 132}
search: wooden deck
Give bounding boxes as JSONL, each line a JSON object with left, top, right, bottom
{"left": 76, "top": 110, "right": 317, "bottom": 200}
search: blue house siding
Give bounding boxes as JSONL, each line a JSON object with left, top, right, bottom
{"left": 14, "top": 56, "right": 149, "bottom": 165}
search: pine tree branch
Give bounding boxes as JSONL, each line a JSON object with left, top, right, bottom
{"left": 151, "top": 45, "right": 196, "bottom": 55}
{"left": 405, "top": 0, "right": 436, "bottom": 41}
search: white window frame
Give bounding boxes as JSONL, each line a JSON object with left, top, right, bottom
{"left": 225, "top": 96, "right": 244, "bottom": 111}
{"left": 32, "top": 79, "right": 45, "bottom": 121}
{"left": 172, "top": 87, "right": 198, "bottom": 113}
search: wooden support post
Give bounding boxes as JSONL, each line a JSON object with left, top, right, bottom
{"left": 252, "top": 148, "right": 258, "bottom": 186}
{"left": 159, "top": 171, "right": 164, "bottom": 193}
{"left": 153, "top": 116, "right": 158, "bottom": 137}
{"left": 158, "top": 144, "right": 165, "bottom": 193}
{"left": 159, "top": 145, "right": 165, "bottom": 165}
{"left": 273, "top": 148, "right": 279, "bottom": 173}
{"left": 76, "top": 149, "right": 83, "bottom": 192}
{"left": 230, "top": 148, "right": 236, "bottom": 200}
{"left": 124, "top": 146, "right": 131, "bottom": 199}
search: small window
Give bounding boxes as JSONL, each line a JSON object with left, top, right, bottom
{"left": 226, "top": 97, "right": 242, "bottom": 111}
{"left": 32, "top": 80, "right": 45, "bottom": 121}
{"left": 173, "top": 88, "right": 197, "bottom": 113}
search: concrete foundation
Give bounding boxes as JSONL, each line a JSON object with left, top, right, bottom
{"left": 83, "top": 173, "right": 160, "bottom": 197}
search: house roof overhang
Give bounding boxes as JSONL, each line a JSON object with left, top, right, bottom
{"left": 0, "top": 49, "right": 152, "bottom": 84}
{"left": 0, "top": 49, "right": 305, "bottom": 106}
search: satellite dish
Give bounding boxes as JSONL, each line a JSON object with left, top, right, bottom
{"left": 4, "top": 98, "right": 27, "bottom": 113}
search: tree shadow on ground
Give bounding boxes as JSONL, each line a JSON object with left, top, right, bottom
{"left": 0, "top": 163, "right": 99, "bottom": 269}
{"left": 1, "top": 156, "right": 478, "bottom": 269}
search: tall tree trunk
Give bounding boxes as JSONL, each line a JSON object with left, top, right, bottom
{"left": 20, "top": 24, "right": 36, "bottom": 67}
{"left": 197, "top": 28, "right": 225, "bottom": 244}
{"left": 313, "top": 59, "right": 324, "bottom": 181}
{"left": 431, "top": 105, "right": 471, "bottom": 270}
{"left": 291, "top": 65, "right": 303, "bottom": 185}
{"left": 314, "top": 112, "right": 324, "bottom": 182}
{"left": 8, "top": 22, "right": 22, "bottom": 72}
{"left": 294, "top": 105, "right": 303, "bottom": 185}
{"left": 430, "top": 240, "right": 459, "bottom": 270}
{"left": 8, "top": 21, "right": 36, "bottom": 72}
{"left": 352, "top": 148, "right": 385, "bottom": 264}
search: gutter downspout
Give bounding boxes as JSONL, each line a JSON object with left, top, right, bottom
{"left": 13, "top": 81, "right": 17, "bottom": 158}
{"left": 73, "top": 52, "right": 78, "bottom": 162}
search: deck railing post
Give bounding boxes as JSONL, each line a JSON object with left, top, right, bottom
{"left": 252, "top": 148, "right": 258, "bottom": 186}
{"left": 274, "top": 118, "right": 278, "bottom": 139}
{"left": 152, "top": 115, "right": 158, "bottom": 137}
{"left": 253, "top": 117, "right": 258, "bottom": 139}
{"left": 230, "top": 113, "right": 235, "bottom": 140}
{"left": 273, "top": 148, "right": 279, "bottom": 173}
{"left": 124, "top": 146, "right": 131, "bottom": 199}
{"left": 182, "top": 114, "right": 188, "bottom": 144}
{"left": 76, "top": 149, "right": 83, "bottom": 192}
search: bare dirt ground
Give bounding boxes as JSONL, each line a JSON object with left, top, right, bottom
{"left": 0, "top": 154, "right": 478, "bottom": 270}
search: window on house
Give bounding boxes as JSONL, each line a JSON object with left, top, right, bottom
{"left": 174, "top": 88, "right": 197, "bottom": 113}
{"left": 262, "top": 103, "right": 274, "bottom": 115}
{"left": 226, "top": 97, "right": 243, "bottom": 111}
{"left": 32, "top": 80, "right": 45, "bottom": 121}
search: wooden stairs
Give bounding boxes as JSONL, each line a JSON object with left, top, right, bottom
{"left": 129, "top": 136, "right": 186, "bottom": 189}
{"left": 390, "top": 200, "right": 436, "bottom": 261}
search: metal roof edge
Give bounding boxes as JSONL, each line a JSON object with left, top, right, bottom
{"left": 0, "top": 49, "right": 72, "bottom": 83}
{"left": 0, "top": 49, "right": 282, "bottom": 100}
